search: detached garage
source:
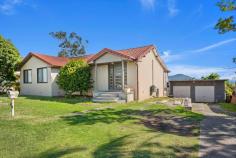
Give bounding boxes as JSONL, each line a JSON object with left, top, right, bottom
{"left": 169, "top": 80, "right": 226, "bottom": 103}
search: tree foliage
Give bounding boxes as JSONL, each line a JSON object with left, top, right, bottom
{"left": 0, "top": 35, "right": 21, "bottom": 86}
{"left": 225, "top": 81, "right": 234, "bottom": 95}
{"left": 215, "top": 0, "right": 236, "bottom": 34}
{"left": 201, "top": 73, "right": 220, "bottom": 80}
{"left": 50, "top": 31, "right": 88, "bottom": 57}
{"left": 57, "top": 60, "right": 91, "bottom": 97}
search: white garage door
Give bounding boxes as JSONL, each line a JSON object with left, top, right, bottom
{"left": 173, "top": 86, "right": 191, "bottom": 98}
{"left": 195, "top": 86, "right": 215, "bottom": 103}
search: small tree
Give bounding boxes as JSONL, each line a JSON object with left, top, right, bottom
{"left": 0, "top": 35, "right": 21, "bottom": 88}
{"left": 57, "top": 60, "right": 91, "bottom": 97}
{"left": 50, "top": 31, "right": 88, "bottom": 57}
{"left": 201, "top": 73, "right": 220, "bottom": 80}
{"left": 215, "top": 0, "right": 236, "bottom": 34}
{"left": 215, "top": 0, "right": 236, "bottom": 64}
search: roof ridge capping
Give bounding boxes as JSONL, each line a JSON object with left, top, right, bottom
{"left": 116, "top": 44, "right": 154, "bottom": 51}
{"left": 29, "top": 52, "right": 66, "bottom": 58}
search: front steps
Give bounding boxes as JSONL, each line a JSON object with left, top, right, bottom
{"left": 92, "top": 91, "right": 126, "bottom": 103}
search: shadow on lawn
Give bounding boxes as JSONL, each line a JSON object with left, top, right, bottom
{"left": 36, "top": 146, "right": 87, "bottom": 158}
{"left": 23, "top": 95, "right": 92, "bottom": 104}
{"left": 93, "top": 134, "right": 199, "bottom": 158}
{"left": 62, "top": 108, "right": 203, "bottom": 136}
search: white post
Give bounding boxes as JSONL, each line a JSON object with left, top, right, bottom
{"left": 121, "top": 60, "right": 125, "bottom": 90}
{"left": 11, "top": 99, "right": 14, "bottom": 117}
{"left": 8, "top": 91, "right": 18, "bottom": 117}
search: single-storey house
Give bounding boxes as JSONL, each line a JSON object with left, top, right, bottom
{"left": 169, "top": 80, "right": 226, "bottom": 103}
{"left": 20, "top": 45, "right": 170, "bottom": 102}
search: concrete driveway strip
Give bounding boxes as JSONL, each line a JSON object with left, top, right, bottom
{"left": 192, "top": 103, "right": 236, "bottom": 158}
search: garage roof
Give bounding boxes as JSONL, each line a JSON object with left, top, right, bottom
{"left": 169, "top": 79, "right": 227, "bottom": 82}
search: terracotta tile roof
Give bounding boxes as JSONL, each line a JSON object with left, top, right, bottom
{"left": 117, "top": 45, "right": 169, "bottom": 72}
{"left": 87, "top": 45, "right": 170, "bottom": 72}
{"left": 34, "top": 53, "right": 69, "bottom": 67}
{"left": 87, "top": 48, "right": 136, "bottom": 63}
{"left": 116, "top": 45, "right": 155, "bottom": 59}
{"left": 20, "top": 45, "right": 169, "bottom": 72}
{"left": 20, "top": 53, "right": 95, "bottom": 68}
{"left": 87, "top": 45, "right": 154, "bottom": 63}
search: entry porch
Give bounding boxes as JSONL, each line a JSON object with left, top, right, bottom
{"left": 91, "top": 61, "right": 135, "bottom": 102}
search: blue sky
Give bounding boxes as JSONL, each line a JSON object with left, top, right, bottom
{"left": 0, "top": 0, "right": 235, "bottom": 80}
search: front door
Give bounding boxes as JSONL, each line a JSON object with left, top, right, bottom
{"left": 108, "top": 63, "right": 122, "bottom": 91}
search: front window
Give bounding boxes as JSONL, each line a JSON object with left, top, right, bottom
{"left": 23, "top": 69, "right": 32, "bottom": 83}
{"left": 37, "top": 67, "right": 48, "bottom": 83}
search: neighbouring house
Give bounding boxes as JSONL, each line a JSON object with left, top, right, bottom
{"left": 169, "top": 80, "right": 227, "bottom": 103}
{"left": 20, "top": 45, "right": 170, "bottom": 102}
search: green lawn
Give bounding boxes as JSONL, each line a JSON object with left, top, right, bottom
{"left": 0, "top": 96, "right": 203, "bottom": 158}
{"left": 219, "top": 103, "right": 236, "bottom": 112}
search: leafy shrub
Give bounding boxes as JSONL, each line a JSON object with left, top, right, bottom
{"left": 225, "top": 81, "right": 234, "bottom": 96}
{"left": 57, "top": 60, "right": 92, "bottom": 97}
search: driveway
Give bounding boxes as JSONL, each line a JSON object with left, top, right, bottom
{"left": 192, "top": 103, "right": 236, "bottom": 158}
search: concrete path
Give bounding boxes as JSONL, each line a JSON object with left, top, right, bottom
{"left": 192, "top": 103, "right": 236, "bottom": 158}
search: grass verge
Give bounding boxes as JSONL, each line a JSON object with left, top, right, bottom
{"left": 0, "top": 96, "right": 203, "bottom": 158}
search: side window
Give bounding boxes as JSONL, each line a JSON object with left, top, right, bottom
{"left": 37, "top": 67, "right": 48, "bottom": 83}
{"left": 23, "top": 69, "right": 32, "bottom": 83}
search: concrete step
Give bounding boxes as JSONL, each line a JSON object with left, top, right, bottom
{"left": 94, "top": 92, "right": 123, "bottom": 97}
{"left": 93, "top": 91, "right": 126, "bottom": 103}
{"left": 92, "top": 98, "right": 119, "bottom": 103}
{"left": 95, "top": 96, "right": 119, "bottom": 100}
{"left": 92, "top": 97, "right": 127, "bottom": 103}
{"left": 98, "top": 93, "right": 118, "bottom": 97}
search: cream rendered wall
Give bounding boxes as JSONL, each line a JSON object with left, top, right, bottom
{"left": 20, "top": 56, "right": 52, "bottom": 96}
{"left": 95, "top": 53, "right": 125, "bottom": 64}
{"left": 138, "top": 50, "right": 166, "bottom": 101}
{"left": 51, "top": 68, "right": 65, "bottom": 96}
{"left": 96, "top": 64, "right": 109, "bottom": 91}
{"left": 153, "top": 51, "right": 165, "bottom": 97}
{"left": 127, "top": 62, "right": 138, "bottom": 99}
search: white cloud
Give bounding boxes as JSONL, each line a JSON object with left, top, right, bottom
{"left": 190, "top": 38, "right": 236, "bottom": 53}
{"left": 167, "top": 0, "right": 179, "bottom": 17}
{"left": 0, "top": 0, "right": 24, "bottom": 15}
{"left": 139, "top": 0, "right": 179, "bottom": 16}
{"left": 161, "top": 38, "right": 236, "bottom": 63}
{"left": 139, "top": 0, "right": 156, "bottom": 10}
{"left": 169, "top": 64, "right": 236, "bottom": 80}
{"left": 161, "top": 50, "right": 181, "bottom": 62}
